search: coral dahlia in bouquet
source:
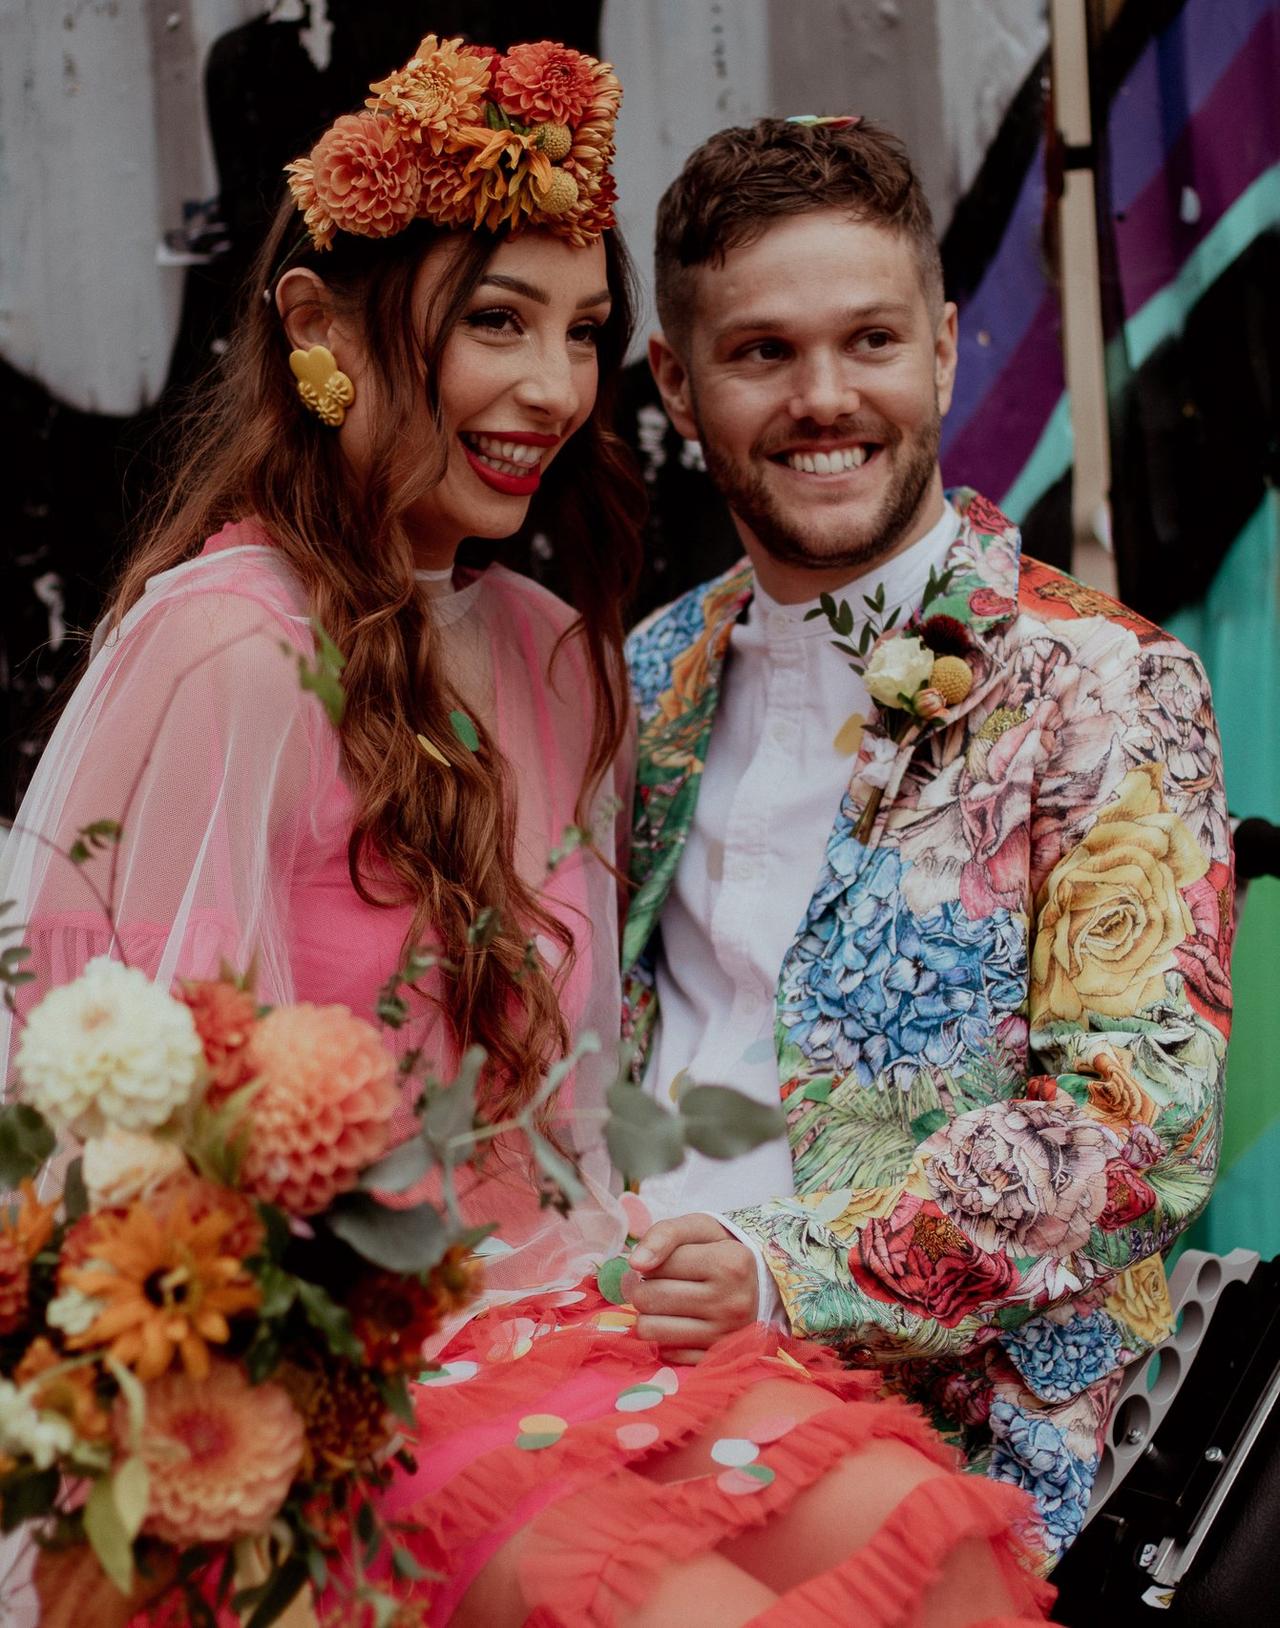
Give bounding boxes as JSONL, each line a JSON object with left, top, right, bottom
{"left": 0, "top": 950, "right": 485, "bottom": 1625}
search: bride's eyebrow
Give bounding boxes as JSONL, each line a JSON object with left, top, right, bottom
{"left": 480, "top": 273, "right": 611, "bottom": 309}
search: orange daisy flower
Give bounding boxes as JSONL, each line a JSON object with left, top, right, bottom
{"left": 61, "top": 1195, "right": 259, "bottom": 1381}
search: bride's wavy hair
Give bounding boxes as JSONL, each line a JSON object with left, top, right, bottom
{"left": 106, "top": 200, "right": 644, "bottom": 1122}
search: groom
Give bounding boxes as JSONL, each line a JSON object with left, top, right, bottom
{"left": 621, "top": 115, "right": 1233, "bottom": 1567}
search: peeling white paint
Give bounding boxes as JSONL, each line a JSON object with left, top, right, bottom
{"left": 0, "top": 0, "right": 262, "bottom": 414}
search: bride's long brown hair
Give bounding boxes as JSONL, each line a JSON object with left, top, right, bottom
{"left": 106, "top": 200, "right": 644, "bottom": 1121}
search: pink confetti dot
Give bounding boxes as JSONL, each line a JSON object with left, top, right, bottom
{"left": 616, "top": 1421, "right": 662, "bottom": 1451}
{"left": 716, "top": 1464, "right": 776, "bottom": 1496}
{"left": 747, "top": 1413, "right": 796, "bottom": 1445}
{"left": 620, "top": 1193, "right": 652, "bottom": 1236}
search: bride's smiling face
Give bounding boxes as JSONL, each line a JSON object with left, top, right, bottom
{"left": 356, "top": 230, "right": 611, "bottom": 564}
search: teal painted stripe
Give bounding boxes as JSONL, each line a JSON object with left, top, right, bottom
{"left": 1000, "top": 393, "right": 1072, "bottom": 524}
{"left": 1124, "top": 166, "right": 1280, "bottom": 370}
{"left": 1187, "top": 1108, "right": 1280, "bottom": 1260}
{"left": 998, "top": 164, "right": 1280, "bottom": 522}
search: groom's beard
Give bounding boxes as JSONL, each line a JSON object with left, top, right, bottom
{"left": 692, "top": 399, "right": 943, "bottom": 577}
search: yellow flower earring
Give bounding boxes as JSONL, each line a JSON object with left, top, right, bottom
{"left": 289, "top": 344, "right": 355, "bottom": 427}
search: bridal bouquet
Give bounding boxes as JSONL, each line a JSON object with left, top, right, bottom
{"left": 0, "top": 945, "right": 485, "bottom": 1626}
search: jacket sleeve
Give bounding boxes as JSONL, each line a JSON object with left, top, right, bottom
{"left": 726, "top": 640, "right": 1233, "bottom": 1364}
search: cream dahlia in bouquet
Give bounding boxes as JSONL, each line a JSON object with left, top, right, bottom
{"left": 0, "top": 948, "right": 482, "bottom": 1625}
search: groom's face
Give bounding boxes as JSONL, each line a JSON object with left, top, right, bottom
{"left": 652, "top": 210, "right": 957, "bottom": 585}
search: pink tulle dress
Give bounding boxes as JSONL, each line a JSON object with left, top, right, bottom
{"left": 0, "top": 525, "right": 1052, "bottom": 1626}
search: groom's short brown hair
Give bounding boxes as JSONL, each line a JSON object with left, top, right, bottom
{"left": 654, "top": 117, "right": 944, "bottom": 350}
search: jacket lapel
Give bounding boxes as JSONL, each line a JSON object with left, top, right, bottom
{"left": 623, "top": 564, "right": 754, "bottom": 974}
{"left": 834, "top": 490, "right": 1022, "bottom": 863}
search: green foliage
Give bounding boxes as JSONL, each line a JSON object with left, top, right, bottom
{"left": 289, "top": 621, "right": 347, "bottom": 727}
{"left": 67, "top": 819, "right": 122, "bottom": 865}
{"left": 0, "top": 1466, "right": 59, "bottom": 1533}
{"left": 296, "top": 1280, "right": 363, "bottom": 1361}
{"left": 679, "top": 1085, "right": 785, "bottom": 1159}
{"left": 62, "top": 1155, "right": 88, "bottom": 1222}
{"left": 83, "top": 1469, "right": 137, "bottom": 1594}
{"left": 326, "top": 1193, "right": 448, "bottom": 1274}
{"left": 0, "top": 1103, "right": 55, "bottom": 1188}
{"left": 234, "top": 1554, "right": 311, "bottom": 1628}
{"left": 605, "top": 1082, "right": 685, "bottom": 1181}
{"left": 921, "top": 563, "right": 958, "bottom": 614}
{"left": 528, "top": 1130, "right": 586, "bottom": 1213}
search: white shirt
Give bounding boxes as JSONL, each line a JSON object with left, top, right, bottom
{"left": 638, "top": 504, "right": 961, "bottom": 1322}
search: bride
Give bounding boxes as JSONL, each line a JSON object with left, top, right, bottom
{"left": 2, "top": 34, "right": 1050, "bottom": 1627}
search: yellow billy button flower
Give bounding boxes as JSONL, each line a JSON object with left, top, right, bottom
{"left": 929, "top": 654, "right": 974, "bottom": 705}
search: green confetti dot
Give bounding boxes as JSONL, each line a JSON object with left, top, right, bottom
{"left": 597, "top": 1255, "right": 630, "bottom": 1306}
{"left": 449, "top": 709, "right": 480, "bottom": 752}
{"left": 515, "top": 1432, "right": 563, "bottom": 1451}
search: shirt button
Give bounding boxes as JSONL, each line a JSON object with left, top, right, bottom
{"left": 769, "top": 721, "right": 793, "bottom": 747}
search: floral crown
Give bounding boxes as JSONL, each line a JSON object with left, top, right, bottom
{"left": 285, "top": 35, "right": 621, "bottom": 253}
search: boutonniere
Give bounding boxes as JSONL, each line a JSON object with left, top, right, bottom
{"left": 807, "top": 564, "right": 977, "bottom": 841}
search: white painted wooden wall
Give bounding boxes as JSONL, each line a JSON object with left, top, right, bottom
{"left": 0, "top": 1, "right": 1046, "bottom": 411}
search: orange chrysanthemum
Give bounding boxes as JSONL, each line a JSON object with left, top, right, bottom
{"left": 0, "top": 1236, "right": 30, "bottom": 1336}
{"left": 16, "top": 1337, "right": 111, "bottom": 1442}
{"left": 61, "top": 1195, "right": 259, "bottom": 1381}
{"left": 236, "top": 1003, "right": 399, "bottom": 1214}
{"left": 178, "top": 979, "right": 259, "bottom": 1099}
{"left": 367, "top": 33, "right": 490, "bottom": 152}
{"left": 311, "top": 113, "right": 421, "bottom": 241}
{"left": 131, "top": 1359, "right": 304, "bottom": 1545}
{"left": 416, "top": 146, "right": 480, "bottom": 229}
{"left": 285, "top": 156, "right": 337, "bottom": 252}
{"left": 150, "top": 1170, "right": 264, "bottom": 1263}
{"left": 3, "top": 1178, "right": 58, "bottom": 1262}
{"left": 278, "top": 1355, "right": 391, "bottom": 1478}
{"left": 493, "top": 41, "right": 600, "bottom": 126}
{"left": 0, "top": 1182, "right": 55, "bottom": 1335}
{"left": 346, "top": 1247, "right": 480, "bottom": 1374}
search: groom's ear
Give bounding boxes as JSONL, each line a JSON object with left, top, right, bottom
{"left": 648, "top": 333, "right": 699, "bottom": 443}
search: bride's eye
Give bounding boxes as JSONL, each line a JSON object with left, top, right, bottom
{"left": 568, "top": 320, "right": 604, "bottom": 347}
{"left": 465, "top": 306, "right": 523, "bottom": 335}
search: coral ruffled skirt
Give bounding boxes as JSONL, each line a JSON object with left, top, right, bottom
{"left": 378, "top": 1284, "right": 1055, "bottom": 1626}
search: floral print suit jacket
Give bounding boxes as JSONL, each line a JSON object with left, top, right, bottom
{"left": 622, "top": 490, "right": 1233, "bottom": 1563}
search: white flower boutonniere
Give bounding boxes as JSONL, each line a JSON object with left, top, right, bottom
{"left": 807, "top": 565, "right": 979, "bottom": 840}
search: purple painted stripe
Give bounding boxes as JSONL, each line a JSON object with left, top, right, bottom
{"left": 1108, "top": 0, "right": 1277, "bottom": 215}
{"left": 1112, "top": 27, "right": 1280, "bottom": 319}
{"left": 945, "top": 140, "right": 1050, "bottom": 445}
{"left": 940, "top": 291, "right": 1065, "bottom": 497}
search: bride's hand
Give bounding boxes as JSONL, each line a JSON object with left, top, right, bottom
{"left": 34, "top": 1542, "right": 177, "bottom": 1628}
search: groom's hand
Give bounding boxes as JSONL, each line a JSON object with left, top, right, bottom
{"left": 625, "top": 1212, "right": 758, "bottom": 1363}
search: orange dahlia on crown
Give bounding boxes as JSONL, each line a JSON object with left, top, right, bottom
{"left": 284, "top": 34, "right": 620, "bottom": 252}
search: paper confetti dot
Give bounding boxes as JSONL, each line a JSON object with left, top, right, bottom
{"left": 616, "top": 1421, "right": 662, "bottom": 1450}
{"left": 597, "top": 1255, "right": 631, "bottom": 1306}
{"left": 648, "top": 1367, "right": 680, "bottom": 1396}
{"left": 519, "top": 1414, "right": 567, "bottom": 1438}
{"left": 616, "top": 1384, "right": 666, "bottom": 1413}
{"left": 834, "top": 711, "right": 866, "bottom": 757}
{"left": 449, "top": 708, "right": 480, "bottom": 751}
{"left": 717, "top": 1464, "right": 776, "bottom": 1496}
{"left": 593, "top": 1310, "right": 636, "bottom": 1333}
{"left": 516, "top": 1432, "right": 563, "bottom": 1451}
{"left": 620, "top": 1192, "right": 652, "bottom": 1237}
{"left": 417, "top": 1360, "right": 478, "bottom": 1385}
{"left": 747, "top": 1414, "right": 796, "bottom": 1445}
{"left": 710, "top": 1437, "right": 760, "bottom": 1468}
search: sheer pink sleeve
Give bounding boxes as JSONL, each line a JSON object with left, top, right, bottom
{"left": 1, "top": 552, "right": 330, "bottom": 1086}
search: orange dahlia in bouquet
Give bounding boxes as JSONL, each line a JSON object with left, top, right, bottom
{"left": 0, "top": 945, "right": 488, "bottom": 1625}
